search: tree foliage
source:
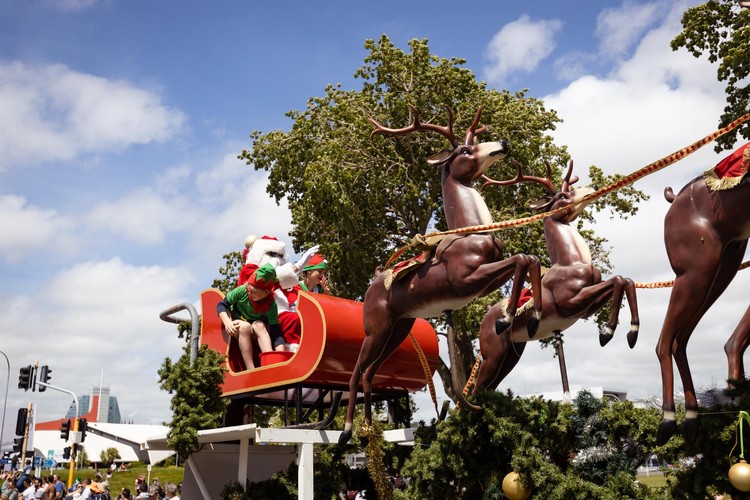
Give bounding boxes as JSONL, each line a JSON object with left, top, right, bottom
{"left": 240, "top": 35, "right": 645, "bottom": 400}
{"left": 401, "top": 389, "right": 671, "bottom": 499}
{"left": 158, "top": 341, "right": 229, "bottom": 459}
{"left": 671, "top": 0, "right": 750, "bottom": 151}
{"left": 99, "top": 447, "right": 121, "bottom": 467}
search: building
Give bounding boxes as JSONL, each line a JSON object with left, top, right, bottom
{"left": 32, "top": 387, "right": 173, "bottom": 465}
{"left": 64, "top": 386, "right": 122, "bottom": 423}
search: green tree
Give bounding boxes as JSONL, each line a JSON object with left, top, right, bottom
{"left": 158, "top": 339, "right": 229, "bottom": 458}
{"left": 240, "top": 35, "right": 645, "bottom": 401}
{"left": 671, "top": 0, "right": 750, "bottom": 151}
{"left": 401, "top": 390, "right": 669, "bottom": 499}
{"left": 99, "top": 447, "right": 121, "bottom": 467}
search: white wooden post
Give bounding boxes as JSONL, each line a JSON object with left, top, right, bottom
{"left": 297, "top": 443, "right": 314, "bottom": 499}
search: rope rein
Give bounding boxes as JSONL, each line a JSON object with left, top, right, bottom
{"left": 386, "top": 112, "right": 750, "bottom": 269}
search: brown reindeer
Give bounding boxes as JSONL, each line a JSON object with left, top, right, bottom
{"left": 473, "top": 160, "right": 640, "bottom": 393}
{"left": 656, "top": 143, "right": 750, "bottom": 445}
{"left": 337, "top": 107, "right": 544, "bottom": 446}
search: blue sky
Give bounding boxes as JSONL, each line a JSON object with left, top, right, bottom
{"left": 2, "top": 0, "right": 748, "bottom": 442}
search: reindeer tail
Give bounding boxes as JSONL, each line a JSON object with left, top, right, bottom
{"left": 664, "top": 186, "right": 676, "bottom": 203}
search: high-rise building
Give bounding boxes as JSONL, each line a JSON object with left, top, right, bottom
{"left": 63, "top": 386, "right": 122, "bottom": 423}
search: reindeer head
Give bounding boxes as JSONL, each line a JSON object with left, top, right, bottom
{"left": 370, "top": 105, "right": 509, "bottom": 185}
{"left": 483, "top": 159, "right": 596, "bottom": 223}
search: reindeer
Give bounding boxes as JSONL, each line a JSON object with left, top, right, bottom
{"left": 656, "top": 144, "right": 750, "bottom": 445}
{"left": 337, "top": 107, "right": 544, "bottom": 446}
{"left": 472, "top": 159, "right": 640, "bottom": 394}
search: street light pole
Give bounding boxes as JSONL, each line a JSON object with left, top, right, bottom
{"left": 0, "top": 350, "right": 9, "bottom": 452}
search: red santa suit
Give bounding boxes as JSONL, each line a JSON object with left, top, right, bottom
{"left": 238, "top": 235, "right": 318, "bottom": 351}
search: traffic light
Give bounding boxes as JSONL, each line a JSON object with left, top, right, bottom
{"left": 17, "top": 365, "right": 33, "bottom": 391}
{"left": 13, "top": 438, "right": 23, "bottom": 453}
{"left": 62, "top": 446, "right": 71, "bottom": 460}
{"left": 15, "top": 408, "right": 28, "bottom": 436}
{"left": 38, "top": 365, "right": 50, "bottom": 391}
{"left": 78, "top": 418, "right": 88, "bottom": 442}
{"left": 60, "top": 419, "right": 71, "bottom": 441}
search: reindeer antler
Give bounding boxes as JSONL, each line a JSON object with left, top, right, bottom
{"left": 561, "top": 160, "right": 580, "bottom": 192}
{"left": 481, "top": 158, "right": 555, "bottom": 192}
{"left": 464, "top": 107, "right": 487, "bottom": 145}
{"left": 369, "top": 105, "right": 459, "bottom": 147}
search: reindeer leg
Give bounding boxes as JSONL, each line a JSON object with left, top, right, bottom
{"left": 726, "top": 305, "right": 750, "bottom": 385}
{"left": 656, "top": 265, "right": 721, "bottom": 445}
{"left": 678, "top": 242, "right": 745, "bottom": 443}
{"left": 723, "top": 241, "right": 750, "bottom": 385}
{"left": 494, "top": 254, "right": 541, "bottom": 338}
{"left": 476, "top": 303, "right": 512, "bottom": 392}
{"left": 623, "top": 278, "right": 640, "bottom": 348}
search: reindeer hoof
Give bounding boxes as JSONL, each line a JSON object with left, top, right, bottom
{"left": 527, "top": 316, "right": 540, "bottom": 339}
{"left": 599, "top": 332, "right": 613, "bottom": 347}
{"left": 656, "top": 419, "right": 677, "bottom": 446}
{"left": 627, "top": 329, "right": 638, "bottom": 349}
{"left": 495, "top": 318, "right": 511, "bottom": 335}
{"left": 681, "top": 417, "right": 700, "bottom": 445}
{"left": 337, "top": 429, "right": 352, "bottom": 449}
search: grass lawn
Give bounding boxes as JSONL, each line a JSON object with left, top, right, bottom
{"left": 637, "top": 472, "right": 668, "bottom": 488}
{"left": 60, "top": 465, "right": 185, "bottom": 495}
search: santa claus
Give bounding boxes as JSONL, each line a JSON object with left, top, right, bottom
{"left": 238, "top": 235, "right": 318, "bottom": 352}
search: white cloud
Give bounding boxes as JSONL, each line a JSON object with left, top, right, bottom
{"left": 0, "top": 62, "right": 186, "bottom": 170}
{"left": 87, "top": 187, "right": 197, "bottom": 246}
{"left": 0, "top": 258, "right": 191, "bottom": 425}
{"left": 595, "top": 1, "right": 664, "bottom": 60}
{"left": 483, "top": 15, "right": 563, "bottom": 84}
{"left": 0, "top": 194, "right": 75, "bottom": 262}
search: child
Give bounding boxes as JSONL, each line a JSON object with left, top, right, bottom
{"left": 217, "top": 263, "right": 286, "bottom": 369}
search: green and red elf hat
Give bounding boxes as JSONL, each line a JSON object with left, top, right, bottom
{"left": 303, "top": 254, "right": 327, "bottom": 272}
{"left": 247, "top": 263, "right": 278, "bottom": 292}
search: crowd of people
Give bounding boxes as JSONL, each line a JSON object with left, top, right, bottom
{"left": 0, "top": 472, "right": 179, "bottom": 500}
{"left": 218, "top": 235, "right": 333, "bottom": 370}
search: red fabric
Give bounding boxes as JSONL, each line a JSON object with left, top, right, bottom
{"left": 711, "top": 142, "right": 750, "bottom": 179}
{"left": 238, "top": 263, "right": 258, "bottom": 286}
{"left": 279, "top": 311, "right": 301, "bottom": 344}
{"left": 517, "top": 287, "right": 533, "bottom": 308}
{"left": 248, "top": 290, "right": 274, "bottom": 314}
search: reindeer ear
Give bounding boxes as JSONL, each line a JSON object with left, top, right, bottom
{"left": 529, "top": 196, "right": 553, "bottom": 211}
{"left": 427, "top": 149, "right": 453, "bottom": 165}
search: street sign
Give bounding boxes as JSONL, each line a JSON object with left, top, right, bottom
{"left": 43, "top": 459, "right": 56, "bottom": 468}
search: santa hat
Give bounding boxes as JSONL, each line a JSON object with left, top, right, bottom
{"left": 303, "top": 253, "right": 327, "bottom": 272}
{"left": 246, "top": 235, "right": 287, "bottom": 265}
{"left": 247, "top": 263, "right": 277, "bottom": 292}
{"left": 242, "top": 234, "right": 258, "bottom": 262}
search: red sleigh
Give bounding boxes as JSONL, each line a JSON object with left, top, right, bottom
{"left": 199, "top": 289, "right": 439, "bottom": 426}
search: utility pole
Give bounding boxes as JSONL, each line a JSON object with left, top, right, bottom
{"left": 20, "top": 402, "right": 32, "bottom": 469}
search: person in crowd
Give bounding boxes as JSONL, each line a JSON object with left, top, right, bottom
{"left": 147, "top": 479, "right": 161, "bottom": 499}
{"left": 115, "top": 487, "right": 130, "bottom": 500}
{"left": 133, "top": 484, "right": 148, "bottom": 500}
{"left": 300, "top": 254, "right": 331, "bottom": 294}
{"left": 52, "top": 475, "right": 64, "bottom": 500}
{"left": 162, "top": 484, "right": 178, "bottom": 500}
{"left": 19, "top": 478, "right": 33, "bottom": 500}
{"left": 217, "top": 264, "right": 285, "bottom": 369}
{"left": 5, "top": 479, "right": 18, "bottom": 500}
{"left": 79, "top": 478, "right": 92, "bottom": 500}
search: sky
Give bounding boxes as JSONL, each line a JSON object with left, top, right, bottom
{"left": 1, "top": 0, "right": 748, "bottom": 442}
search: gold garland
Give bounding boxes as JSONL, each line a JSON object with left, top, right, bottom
{"left": 357, "top": 421, "right": 393, "bottom": 500}
{"left": 410, "top": 332, "right": 439, "bottom": 417}
{"left": 636, "top": 260, "right": 750, "bottom": 288}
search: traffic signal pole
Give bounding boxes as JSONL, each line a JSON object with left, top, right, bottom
{"left": 35, "top": 381, "right": 80, "bottom": 488}
{"left": 19, "top": 402, "right": 32, "bottom": 467}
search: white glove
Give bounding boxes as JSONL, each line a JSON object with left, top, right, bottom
{"left": 294, "top": 244, "right": 320, "bottom": 273}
